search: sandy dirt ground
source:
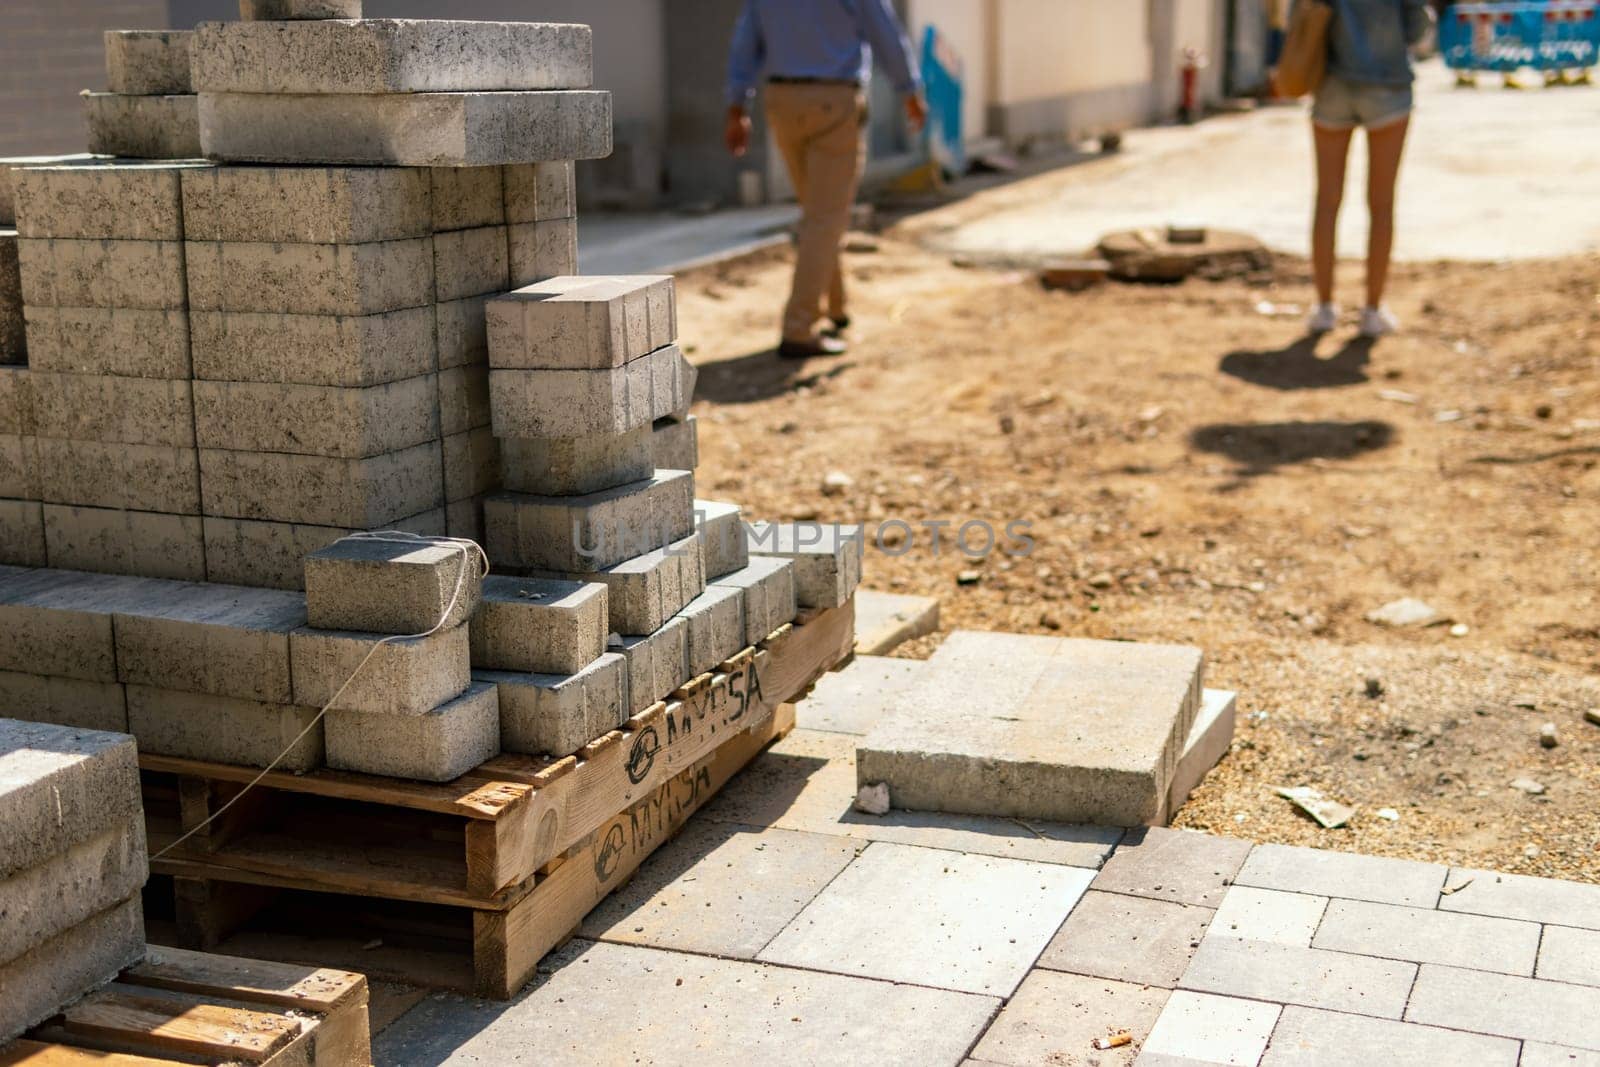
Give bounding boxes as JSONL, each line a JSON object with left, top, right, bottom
{"left": 673, "top": 232, "right": 1600, "bottom": 883}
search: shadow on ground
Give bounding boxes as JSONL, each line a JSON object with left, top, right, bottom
{"left": 692, "top": 349, "right": 856, "bottom": 405}
{"left": 1190, "top": 419, "right": 1396, "bottom": 479}
{"left": 1219, "top": 335, "right": 1375, "bottom": 391}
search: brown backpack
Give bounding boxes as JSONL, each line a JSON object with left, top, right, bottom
{"left": 1274, "top": 0, "right": 1334, "bottom": 98}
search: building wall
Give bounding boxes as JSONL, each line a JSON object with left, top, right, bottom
{"left": 1149, "top": 0, "right": 1230, "bottom": 118}
{"left": 906, "top": 0, "right": 991, "bottom": 146}
{"left": 0, "top": 0, "right": 168, "bottom": 156}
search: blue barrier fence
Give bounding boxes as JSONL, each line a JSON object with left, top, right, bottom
{"left": 1440, "top": 1, "right": 1600, "bottom": 71}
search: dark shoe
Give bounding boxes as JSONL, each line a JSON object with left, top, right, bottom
{"left": 826, "top": 315, "right": 851, "bottom": 335}
{"left": 777, "top": 335, "right": 847, "bottom": 359}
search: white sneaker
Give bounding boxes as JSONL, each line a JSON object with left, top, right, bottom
{"left": 1308, "top": 302, "right": 1339, "bottom": 333}
{"left": 1359, "top": 305, "right": 1400, "bottom": 338}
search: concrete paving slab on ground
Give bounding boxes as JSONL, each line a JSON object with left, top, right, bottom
{"left": 969, "top": 970, "right": 1168, "bottom": 1066}
{"left": 795, "top": 654, "right": 926, "bottom": 735}
{"left": 1036, "top": 890, "right": 1213, "bottom": 988}
{"left": 1091, "top": 827, "right": 1253, "bottom": 908}
{"left": 1141, "top": 991, "right": 1281, "bottom": 1067}
{"left": 851, "top": 590, "right": 940, "bottom": 656}
{"left": 578, "top": 205, "right": 799, "bottom": 276}
{"left": 758, "top": 842, "right": 1095, "bottom": 996}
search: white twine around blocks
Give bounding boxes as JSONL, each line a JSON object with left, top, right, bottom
{"left": 150, "top": 531, "right": 490, "bottom": 861}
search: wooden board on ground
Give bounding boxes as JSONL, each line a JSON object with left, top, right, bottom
{"left": 2, "top": 945, "right": 370, "bottom": 1067}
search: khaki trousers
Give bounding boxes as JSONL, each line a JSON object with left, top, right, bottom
{"left": 763, "top": 82, "right": 866, "bottom": 342}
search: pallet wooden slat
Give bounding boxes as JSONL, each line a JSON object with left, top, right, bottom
{"left": 36, "top": 985, "right": 301, "bottom": 1064}
{"left": 0, "top": 1041, "right": 175, "bottom": 1066}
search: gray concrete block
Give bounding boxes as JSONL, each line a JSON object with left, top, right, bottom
{"left": 443, "top": 427, "right": 499, "bottom": 503}
{"left": 1520, "top": 1044, "right": 1600, "bottom": 1067}
{"left": 1312, "top": 898, "right": 1540, "bottom": 974}
{"left": 856, "top": 631, "right": 1203, "bottom": 827}
{"left": 0, "top": 817, "right": 145, "bottom": 968}
{"left": 1180, "top": 938, "right": 1416, "bottom": 1019}
{"left": 0, "top": 434, "right": 37, "bottom": 500}
{"left": 676, "top": 584, "right": 745, "bottom": 678}
{"left": 0, "top": 895, "right": 143, "bottom": 1044}
{"left": 499, "top": 425, "right": 654, "bottom": 497}
{"left": 1439, "top": 867, "right": 1600, "bottom": 930}
{"left": 199, "top": 442, "right": 443, "bottom": 528}
{"left": 1262, "top": 1006, "right": 1520, "bottom": 1067}
{"left": 652, "top": 414, "right": 698, "bottom": 472}
{"left": 193, "top": 20, "right": 593, "bottom": 95}
{"left": 708, "top": 555, "right": 798, "bottom": 647}
{"left": 25, "top": 306, "right": 191, "bottom": 378}
{"left": 18, "top": 237, "right": 186, "bottom": 309}
{"left": 181, "top": 164, "right": 431, "bottom": 244}
{"left": 483, "top": 469, "right": 696, "bottom": 573}
{"left": 503, "top": 161, "right": 575, "bottom": 223}
{"left": 1537, "top": 925, "right": 1600, "bottom": 987}
{"left": 696, "top": 500, "right": 747, "bottom": 580}
{"left": 290, "top": 622, "right": 469, "bottom": 715}
{"left": 190, "top": 306, "right": 435, "bottom": 387}
{"left": 507, "top": 218, "right": 579, "bottom": 288}
{"left": 0, "top": 367, "right": 27, "bottom": 435}
{"left": 1036, "top": 889, "right": 1212, "bottom": 987}
{"left": 35, "top": 439, "right": 200, "bottom": 514}
{"left": 1236, "top": 843, "right": 1446, "bottom": 909}
{"left": 12, "top": 161, "right": 205, "bottom": 240}
{"left": 0, "top": 154, "right": 104, "bottom": 227}
{"left": 0, "top": 671, "right": 127, "bottom": 732}
{"left": 1210, "top": 884, "right": 1327, "bottom": 946}
{"left": 112, "top": 580, "right": 305, "bottom": 701}
{"left": 445, "top": 497, "right": 483, "bottom": 546}
{"left": 0, "top": 502, "right": 44, "bottom": 567}
{"left": 198, "top": 90, "right": 613, "bottom": 167}
{"left": 430, "top": 166, "right": 504, "bottom": 232}
{"left": 480, "top": 652, "right": 626, "bottom": 757}
{"left": 30, "top": 373, "right": 193, "bottom": 447}
{"left": 184, "top": 237, "right": 433, "bottom": 316}
{"left": 433, "top": 225, "right": 509, "bottom": 303}
{"left": 0, "top": 716, "right": 141, "bottom": 880}
{"left": 193, "top": 375, "right": 438, "bottom": 459}
{"left": 0, "top": 232, "right": 21, "bottom": 364}
{"left": 240, "top": 0, "right": 361, "bottom": 17}
{"left": 612, "top": 615, "right": 688, "bottom": 715}
{"left": 745, "top": 521, "right": 862, "bottom": 608}
{"left": 971, "top": 971, "right": 1171, "bottom": 1067}
{"left": 43, "top": 505, "right": 206, "bottom": 581}
{"left": 201, "top": 508, "right": 446, "bottom": 591}
{"left": 794, "top": 655, "right": 924, "bottom": 736}
{"left": 489, "top": 344, "right": 693, "bottom": 438}
{"left": 105, "top": 30, "right": 194, "bottom": 95}
{"left": 1406, "top": 964, "right": 1600, "bottom": 1050}
{"left": 325, "top": 680, "right": 498, "bottom": 782}
{"left": 305, "top": 534, "right": 481, "bottom": 635}
{"left": 1167, "top": 688, "right": 1237, "bottom": 817}
{"left": 438, "top": 363, "right": 490, "bottom": 437}
{"left": 543, "top": 531, "right": 704, "bottom": 636}
{"left": 470, "top": 575, "right": 607, "bottom": 676}
{"left": 1139, "top": 990, "right": 1281, "bottom": 1067}
{"left": 487, "top": 275, "right": 673, "bottom": 370}
{"left": 0, "top": 567, "right": 171, "bottom": 681}
{"left": 126, "top": 685, "right": 322, "bottom": 771}
{"left": 84, "top": 92, "right": 200, "bottom": 159}
{"left": 436, "top": 295, "right": 489, "bottom": 371}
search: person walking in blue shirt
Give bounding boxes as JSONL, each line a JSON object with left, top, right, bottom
{"left": 725, "top": 0, "right": 926, "bottom": 359}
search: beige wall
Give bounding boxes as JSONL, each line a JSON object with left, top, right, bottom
{"left": 906, "top": 0, "right": 991, "bottom": 145}
{"left": 1166, "top": 0, "right": 1229, "bottom": 107}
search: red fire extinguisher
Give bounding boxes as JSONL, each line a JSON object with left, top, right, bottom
{"left": 1180, "top": 47, "right": 1207, "bottom": 124}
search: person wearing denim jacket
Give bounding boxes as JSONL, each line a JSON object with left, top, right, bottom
{"left": 1305, "top": 0, "right": 1434, "bottom": 338}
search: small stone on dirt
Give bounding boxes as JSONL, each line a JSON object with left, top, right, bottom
{"left": 956, "top": 570, "right": 982, "bottom": 586}
{"left": 1539, "top": 723, "right": 1559, "bottom": 749}
{"left": 1365, "top": 676, "right": 1385, "bottom": 699}
{"left": 1584, "top": 709, "right": 1600, "bottom": 728}
{"left": 855, "top": 782, "right": 891, "bottom": 816}
{"left": 820, "top": 471, "right": 853, "bottom": 496}
{"left": 1510, "top": 777, "right": 1546, "bottom": 795}
{"left": 1366, "top": 597, "right": 1442, "bottom": 628}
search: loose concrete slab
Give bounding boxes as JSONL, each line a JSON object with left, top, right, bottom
{"left": 181, "top": 164, "right": 431, "bottom": 244}
{"left": 580, "top": 822, "right": 858, "bottom": 959}
{"left": 290, "top": 622, "right": 469, "bottom": 716}
{"left": 126, "top": 686, "right": 323, "bottom": 771}
{"left": 709, "top": 555, "right": 798, "bottom": 647}
{"left": 1179, "top": 938, "right": 1416, "bottom": 1020}
{"left": 0, "top": 671, "right": 127, "bottom": 732}
{"left": 192, "top": 20, "right": 593, "bottom": 95}
{"left": 480, "top": 651, "right": 627, "bottom": 757}
{"left": 759, "top": 841, "right": 1095, "bottom": 996}
{"left": 0, "top": 895, "right": 143, "bottom": 1044}
{"left": 701, "top": 728, "right": 1123, "bottom": 868}
{"left": 652, "top": 413, "right": 698, "bottom": 473}
{"left": 1168, "top": 688, "right": 1237, "bottom": 816}
{"left": 483, "top": 469, "right": 696, "bottom": 573}
{"left": 0, "top": 817, "right": 146, "bottom": 967}
{"left": 1537, "top": 925, "right": 1600, "bottom": 987}
{"left": 104, "top": 30, "right": 194, "bottom": 95}
{"left": 189, "top": 306, "right": 436, "bottom": 387}
{"left": 84, "top": 92, "right": 200, "bottom": 159}
{"left": 198, "top": 90, "right": 613, "bottom": 167}
{"left": 745, "top": 521, "right": 863, "bottom": 609}
{"left": 852, "top": 589, "right": 940, "bottom": 656}
{"left": 25, "top": 306, "right": 192, "bottom": 379}
{"left": 193, "top": 374, "right": 439, "bottom": 458}
{"left": 1141, "top": 991, "right": 1280, "bottom": 1067}
{"left": 857, "top": 631, "right": 1203, "bottom": 827}
{"left": 1438, "top": 867, "right": 1600, "bottom": 930}
{"left": 12, "top": 161, "right": 203, "bottom": 240}
{"left": 539, "top": 531, "right": 704, "bottom": 637}
{"left": 471, "top": 575, "right": 607, "bottom": 677}
{"left": 970, "top": 970, "right": 1169, "bottom": 1067}
{"left": 1261, "top": 1006, "right": 1520, "bottom": 1067}
{"left": 198, "top": 442, "right": 444, "bottom": 528}
{"left": 1311, "top": 898, "right": 1541, "bottom": 975}
{"left": 1235, "top": 843, "right": 1446, "bottom": 910}
{"left": 373, "top": 938, "right": 998, "bottom": 1067}
{"left": 695, "top": 499, "right": 747, "bottom": 580}
{"left": 305, "top": 534, "right": 481, "bottom": 635}
{"left": 1037, "top": 890, "right": 1213, "bottom": 987}
{"left": 184, "top": 237, "right": 433, "bottom": 316}
{"left": 0, "top": 717, "right": 141, "bottom": 880}
{"left": 1209, "top": 886, "right": 1327, "bottom": 947}
{"left": 795, "top": 654, "right": 926, "bottom": 736}
{"left": 486, "top": 274, "right": 674, "bottom": 370}
{"left": 325, "top": 680, "right": 498, "bottom": 782}
{"left": 1405, "top": 964, "right": 1600, "bottom": 1050}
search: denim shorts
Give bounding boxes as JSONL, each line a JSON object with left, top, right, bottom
{"left": 1312, "top": 74, "right": 1414, "bottom": 130}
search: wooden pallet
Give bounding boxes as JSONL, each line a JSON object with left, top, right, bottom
{"left": 3, "top": 945, "right": 370, "bottom": 1066}
{"left": 142, "top": 599, "right": 854, "bottom": 999}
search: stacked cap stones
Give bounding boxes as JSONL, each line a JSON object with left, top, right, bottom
{"left": 0, "top": 718, "right": 147, "bottom": 1042}
{"left": 86, "top": 30, "right": 200, "bottom": 160}
{"left": 297, "top": 535, "right": 497, "bottom": 781}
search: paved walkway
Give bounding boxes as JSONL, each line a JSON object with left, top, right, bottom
{"left": 374, "top": 686, "right": 1600, "bottom": 1066}
{"left": 578, "top": 204, "right": 798, "bottom": 276}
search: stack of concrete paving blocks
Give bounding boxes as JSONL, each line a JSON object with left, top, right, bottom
{"left": 87, "top": 30, "right": 200, "bottom": 159}
{"left": 652, "top": 411, "right": 698, "bottom": 471}
{"left": 745, "top": 521, "right": 865, "bottom": 610}
{"left": 297, "top": 536, "right": 498, "bottom": 781}
{"left": 0, "top": 718, "right": 147, "bottom": 1042}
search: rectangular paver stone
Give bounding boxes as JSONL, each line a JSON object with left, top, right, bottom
{"left": 541, "top": 532, "right": 705, "bottom": 636}
{"left": 479, "top": 652, "right": 627, "bottom": 757}
{"left": 193, "top": 20, "right": 593, "bottom": 94}
{"left": 0, "top": 154, "right": 104, "bottom": 227}
{"left": 198, "top": 90, "right": 613, "bottom": 167}
{"left": 112, "top": 580, "right": 306, "bottom": 701}
{"left": 677, "top": 584, "right": 746, "bottom": 678}
{"left": 429, "top": 166, "right": 503, "bottom": 231}
{"left": 443, "top": 427, "right": 500, "bottom": 502}
{"left": 240, "top": 0, "right": 361, "bottom": 17}
{"left": 487, "top": 275, "right": 674, "bottom": 370}
{"left": 433, "top": 224, "right": 509, "bottom": 302}
{"left": 30, "top": 372, "right": 193, "bottom": 446}
{"left": 193, "top": 375, "right": 439, "bottom": 458}
{"left": 0, "top": 502, "right": 44, "bottom": 567}
{"left": 1143, "top": 990, "right": 1280, "bottom": 1067}
{"left": 1406, "top": 964, "right": 1600, "bottom": 1050}
{"left": 1439, "top": 867, "right": 1600, "bottom": 930}
{"left": 25, "top": 306, "right": 191, "bottom": 378}
{"left": 325, "top": 680, "right": 498, "bottom": 782}
{"left": 190, "top": 306, "right": 435, "bottom": 387}
{"left": 746, "top": 521, "right": 862, "bottom": 608}
{"left": 507, "top": 217, "right": 578, "bottom": 287}
{"left": 0, "top": 567, "right": 168, "bottom": 681}
{"left": 0, "top": 817, "right": 145, "bottom": 968}
{"left": 1168, "top": 688, "right": 1237, "bottom": 816}
{"left": 0, "top": 896, "right": 143, "bottom": 1044}
{"left": 1538, "top": 925, "right": 1600, "bottom": 987}
{"left": 18, "top": 237, "right": 186, "bottom": 309}
{"left": 1038, "top": 889, "right": 1213, "bottom": 987}
{"left": 1262, "top": 1005, "right": 1519, "bottom": 1067}
{"left": 199, "top": 443, "right": 444, "bottom": 528}
{"left": 503, "top": 161, "right": 575, "bottom": 223}
{"left": 438, "top": 363, "right": 491, "bottom": 436}
{"left": 470, "top": 575, "right": 607, "bottom": 676}
{"left": 181, "top": 164, "right": 431, "bottom": 244}
{"left": 612, "top": 616, "right": 689, "bottom": 716}
{"left": 1312, "top": 898, "right": 1540, "bottom": 974}
{"left": 12, "top": 161, "right": 205, "bottom": 240}
{"left": 1209, "top": 885, "right": 1326, "bottom": 946}
{"left": 499, "top": 425, "right": 654, "bottom": 497}
{"left": 709, "top": 555, "right": 798, "bottom": 647}
{"left": 488, "top": 343, "right": 693, "bottom": 438}
{"left": 696, "top": 500, "right": 747, "bottom": 580}
{"left": 484, "top": 470, "right": 696, "bottom": 572}
{"left": 0, "top": 717, "right": 141, "bottom": 879}
{"left": 0, "top": 671, "right": 127, "bottom": 732}
{"left": 84, "top": 93, "right": 200, "bottom": 159}
{"left": 305, "top": 534, "right": 481, "bottom": 635}
{"left": 1237, "top": 843, "right": 1446, "bottom": 909}
{"left": 185, "top": 237, "right": 433, "bottom": 315}
{"left": 202, "top": 509, "right": 446, "bottom": 591}
{"left": 1180, "top": 938, "right": 1416, "bottom": 1019}
{"left": 126, "top": 685, "right": 322, "bottom": 770}
{"left": 105, "top": 30, "right": 194, "bottom": 95}
{"left": 971, "top": 970, "right": 1169, "bottom": 1067}
{"left": 794, "top": 655, "right": 925, "bottom": 736}
{"left": 652, "top": 413, "right": 698, "bottom": 472}
{"left": 42, "top": 505, "right": 206, "bottom": 582}
{"left": 290, "top": 622, "right": 469, "bottom": 716}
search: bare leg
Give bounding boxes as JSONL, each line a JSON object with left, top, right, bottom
{"left": 1363, "top": 116, "right": 1410, "bottom": 308}
{"left": 1312, "top": 123, "right": 1354, "bottom": 305}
